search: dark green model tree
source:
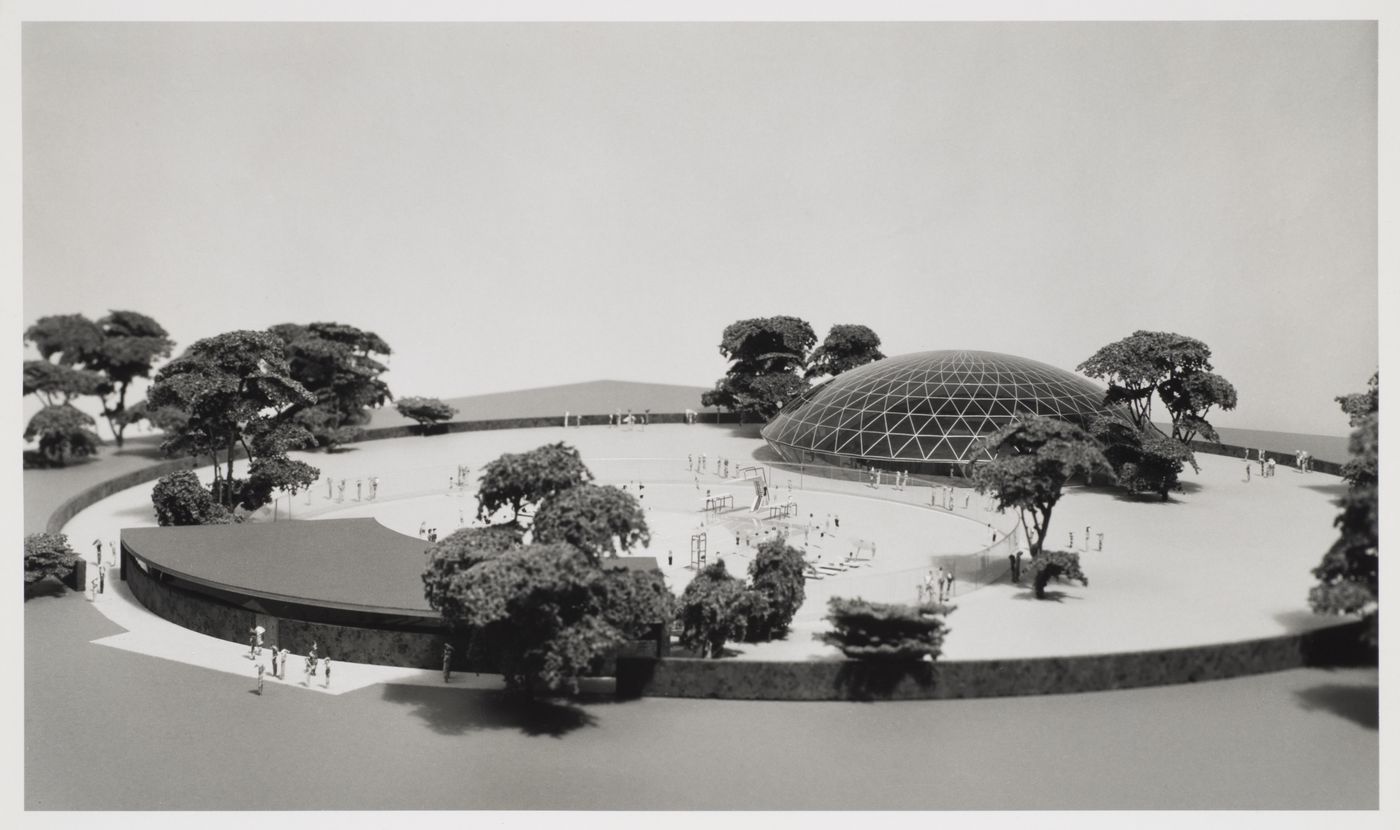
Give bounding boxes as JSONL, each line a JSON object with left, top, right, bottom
{"left": 806, "top": 324, "right": 885, "bottom": 380}
{"left": 1088, "top": 412, "right": 1194, "bottom": 500}
{"left": 531, "top": 483, "right": 650, "bottom": 562}
{"left": 702, "top": 316, "right": 817, "bottom": 422}
{"left": 971, "top": 415, "right": 1114, "bottom": 568}
{"left": 395, "top": 396, "right": 457, "bottom": 433}
{"left": 423, "top": 525, "right": 526, "bottom": 628}
{"left": 24, "top": 405, "right": 102, "bottom": 466}
{"left": 476, "top": 442, "right": 593, "bottom": 524}
{"left": 151, "top": 469, "right": 235, "bottom": 526}
{"left": 147, "top": 330, "right": 320, "bottom": 513}
{"left": 817, "top": 597, "right": 951, "bottom": 661}
{"left": 24, "top": 311, "right": 175, "bottom": 448}
{"left": 675, "top": 560, "right": 750, "bottom": 657}
{"left": 1078, "top": 330, "right": 1237, "bottom": 443}
{"left": 24, "top": 532, "right": 80, "bottom": 588}
{"left": 742, "top": 538, "right": 808, "bottom": 641}
{"left": 23, "top": 360, "right": 105, "bottom": 407}
{"left": 269, "top": 322, "right": 392, "bottom": 451}
{"left": 1309, "top": 372, "right": 1378, "bottom": 643}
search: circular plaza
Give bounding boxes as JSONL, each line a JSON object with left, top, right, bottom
{"left": 63, "top": 417, "right": 1353, "bottom": 682}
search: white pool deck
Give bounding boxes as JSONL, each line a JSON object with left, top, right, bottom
{"left": 59, "top": 423, "right": 1349, "bottom": 691}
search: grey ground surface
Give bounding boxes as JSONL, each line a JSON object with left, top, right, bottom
{"left": 25, "top": 588, "right": 1377, "bottom": 810}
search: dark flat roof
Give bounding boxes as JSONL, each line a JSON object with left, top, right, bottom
{"left": 122, "top": 519, "right": 660, "bottom": 618}
{"left": 123, "top": 519, "right": 435, "bottom": 615}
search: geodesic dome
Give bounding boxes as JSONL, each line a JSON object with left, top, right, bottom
{"left": 760, "top": 350, "right": 1112, "bottom": 470}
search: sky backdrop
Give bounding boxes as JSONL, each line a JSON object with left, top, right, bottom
{"left": 21, "top": 21, "right": 1377, "bottom": 436}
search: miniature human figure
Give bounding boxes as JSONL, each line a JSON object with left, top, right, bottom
{"left": 1096, "top": 532, "right": 1104, "bottom": 551}
{"left": 874, "top": 469, "right": 882, "bottom": 488}
{"left": 688, "top": 454, "right": 693, "bottom": 471}
{"left": 304, "top": 655, "right": 313, "bottom": 686}
{"left": 256, "top": 662, "right": 265, "bottom": 695}
{"left": 1009, "top": 552, "right": 1019, "bottom": 582}
{"left": 1267, "top": 457, "right": 1276, "bottom": 477}
{"left": 98, "top": 563, "right": 107, "bottom": 594}
{"left": 279, "top": 648, "right": 289, "bottom": 679}
{"left": 1244, "top": 461, "right": 1251, "bottom": 482}
{"left": 337, "top": 479, "right": 346, "bottom": 502}
{"left": 944, "top": 569, "right": 955, "bottom": 600}
{"left": 1068, "top": 531, "right": 1075, "bottom": 548}
{"left": 1258, "top": 449, "right": 1267, "bottom": 476}
{"left": 370, "top": 476, "right": 379, "bottom": 500}
{"left": 355, "top": 479, "right": 362, "bottom": 501}
{"left": 418, "top": 522, "right": 427, "bottom": 538}
{"left": 1084, "top": 526, "right": 1091, "bottom": 552}
{"left": 249, "top": 629, "right": 258, "bottom": 656}
{"left": 271, "top": 647, "right": 280, "bottom": 678}
{"left": 322, "top": 657, "right": 332, "bottom": 688}
{"left": 922, "top": 569, "right": 936, "bottom": 604}
{"left": 643, "top": 409, "right": 651, "bottom": 430}
{"left": 442, "top": 643, "right": 454, "bottom": 683}
{"left": 833, "top": 514, "right": 840, "bottom": 529}
{"left": 326, "top": 476, "right": 333, "bottom": 499}
{"left": 934, "top": 567, "right": 946, "bottom": 602}
{"left": 92, "top": 538, "right": 103, "bottom": 565}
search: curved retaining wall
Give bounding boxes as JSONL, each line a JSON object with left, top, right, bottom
{"left": 57, "top": 416, "right": 1369, "bottom": 699}
{"left": 617, "top": 621, "right": 1370, "bottom": 701}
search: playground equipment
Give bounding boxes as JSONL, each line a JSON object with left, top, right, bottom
{"left": 767, "top": 501, "right": 797, "bottom": 520}
{"left": 688, "top": 532, "right": 708, "bottom": 570}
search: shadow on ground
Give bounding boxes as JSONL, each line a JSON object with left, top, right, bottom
{"left": 1010, "top": 588, "right": 1082, "bottom": 603}
{"left": 1294, "top": 681, "right": 1378, "bottom": 730}
{"left": 379, "top": 683, "right": 599, "bottom": 738}
{"left": 23, "top": 578, "right": 71, "bottom": 602}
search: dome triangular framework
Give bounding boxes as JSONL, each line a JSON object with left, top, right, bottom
{"left": 761, "top": 350, "right": 1112, "bottom": 465}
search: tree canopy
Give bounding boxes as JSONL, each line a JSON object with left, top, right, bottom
{"left": 816, "top": 597, "right": 951, "bottom": 661}
{"left": 806, "top": 324, "right": 886, "bottom": 380}
{"left": 24, "top": 311, "right": 175, "bottom": 447}
{"left": 395, "top": 396, "right": 457, "bottom": 431}
{"left": 147, "top": 330, "right": 320, "bottom": 512}
{"left": 742, "top": 538, "right": 808, "bottom": 641}
{"left": 23, "top": 360, "right": 106, "bottom": 407}
{"left": 423, "top": 525, "right": 526, "bottom": 628}
{"left": 24, "top": 532, "right": 80, "bottom": 586}
{"left": 151, "top": 470, "right": 235, "bottom": 526}
{"left": 476, "top": 442, "right": 593, "bottom": 523}
{"left": 24, "top": 405, "right": 101, "bottom": 466}
{"left": 971, "top": 415, "right": 1114, "bottom": 559}
{"left": 1088, "top": 412, "right": 1194, "bottom": 500}
{"left": 447, "top": 543, "right": 626, "bottom": 696}
{"left": 675, "top": 559, "right": 750, "bottom": 658}
{"left": 1310, "top": 373, "right": 1378, "bottom": 643}
{"left": 270, "top": 322, "right": 392, "bottom": 450}
{"left": 530, "top": 483, "right": 650, "bottom": 562}
{"left": 1077, "top": 330, "right": 1234, "bottom": 443}
{"left": 702, "top": 316, "right": 817, "bottom": 422}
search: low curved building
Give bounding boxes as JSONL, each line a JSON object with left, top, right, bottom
{"left": 761, "top": 349, "right": 1113, "bottom": 474}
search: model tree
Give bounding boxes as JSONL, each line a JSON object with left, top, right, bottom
{"left": 531, "top": 483, "right": 650, "bottom": 562}
{"left": 742, "top": 538, "right": 808, "bottom": 641}
{"left": 86, "top": 311, "right": 176, "bottom": 447}
{"left": 395, "top": 396, "right": 457, "bottom": 433}
{"left": 1088, "top": 412, "right": 1194, "bottom": 500}
{"left": 1078, "top": 330, "right": 1237, "bottom": 443}
{"left": 817, "top": 597, "right": 951, "bottom": 661}
{"left": 971, "top": 415, "right": 1114, "bottom": 564}
{"left": 423, "top": 525, "right": 526, "bottom": 628}
{"left": 675, "top": 560, "right": 750, "bottom": 657}
{"left": 702, "top": 315, "right": 817, "bottom": 422}
{"left": 24, "top": 532, "right": 80, "bottom": 589}
{"left": 151, "top": 469, "right": 235, "bottom": 526}
{"left": 448, "top": 543, "right": 627, "bottom": 697}
{"left": 806, "top": 323, "right": 886, "bottom": 380}
{"left": 475, "top": 442, "right": 593, "bottom": 524}
{"left": 24, "top": 405, "right": 102, "bottom": 466}
{"left": 1309, "top": 372, "right": 1378, "bottom": 643}
{"left": 23, "top": 360, "right": 105, "bottom": 407}
{"left": 598, "top": 567, "right": 677, "bottom": 640}
{"left": 24, "top": 311, "right": 175, "bottom": 448}
{"left": 147, "top": 330, "right": 320, "bottom": 513}
{"left": 269, "top": 322, "right": 393, "bottom": 451}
